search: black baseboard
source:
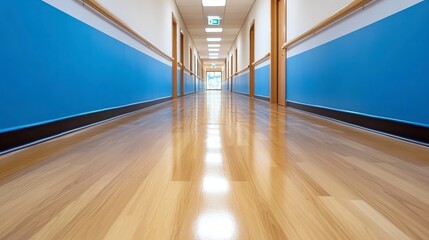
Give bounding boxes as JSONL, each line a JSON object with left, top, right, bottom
{"left": 287, "top": 101, "right": 429, "bottom": 145}
{"left": 254, "top": 95, "right": 270, "bottom": 102}
{"left": 233, "top": 92, "right": 250, "bottom": 97}
{"left": 0, "top": 97, "right": 172, "bottom": 154}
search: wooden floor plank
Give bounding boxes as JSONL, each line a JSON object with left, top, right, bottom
{"left": 0, "top": 91, "right": 428, "bottom": 239}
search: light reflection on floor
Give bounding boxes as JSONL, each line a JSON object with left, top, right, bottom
{"left": 196, "top": 92, "right": 237, "bottom": 239}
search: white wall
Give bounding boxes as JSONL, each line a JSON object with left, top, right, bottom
{"left": 228, "top": 0, "right": 271, "bottom": 73}
{"left": 99, "top": 0, "right": 199, "bottom": 69}
{"left": 287, "top": 0, "right": 423, "bottom": 57}
{"left": 287, "top": 0, "right": 352, "bottom": 41}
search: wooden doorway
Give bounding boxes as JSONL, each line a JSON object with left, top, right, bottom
{"left": 190, "top": 48, "right": 193, "bottom": 72}
{"left": 172, "top": 16, "right": 178, "bottom": 99}
{"left": 230, "top": 55, "right": 234, "bottom": 92}
{"left": 277, "top": 0, "right": 286, "bottom": 106}
{"left": 180, "top": 31, "right": 184, "bottom": 96}
{"left": 249, "top": 22, "right": 255, "bottom": 98}
{"left": 270, "top": 0, "right": 286, "bottom": 105}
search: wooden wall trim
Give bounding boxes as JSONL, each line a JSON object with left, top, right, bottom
{"left": 252, "top": 53, "right": 271, "bottom": 67}
{"left": 282, "top": 0, "right": 372, "bottom": 49}
{"left": 83, "top": 0, "right": 173, "bottom": 62}
{"left": 270, "top": 0, "right": 278, "bottom": 104}
{"left": 235, "top": 66, "right": 250, "bottom": 76}
{"left": 183, "top": 66, "right": 204, "bottom": 81}
{"left": 183, "top": 66, "right": 192, "bottom": 74}
{"left": 196, "top": 75, "right": 205, "bottom": 81}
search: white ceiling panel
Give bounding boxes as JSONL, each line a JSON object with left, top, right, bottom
{"left": 175, "top": 0, "right": 255, "bottom": 61}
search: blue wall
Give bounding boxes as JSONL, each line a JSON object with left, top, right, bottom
{"left": 177, "top": 68, "right": 182, "bottom": 95}
{"left": 254, "top": 64, "right": 270, "bottom": 98}
{"left": 222, "top": 80, "right": 229, "bottom": 91}
{"left": 0, "top": 0, "right": 173, "bottom": 133}
{"left": 233, "top": 72, "right": 249, "bottom": 95}
{"left": 197, "top": 78, "right": 206, "bottom": 92}
{"left": 287, "top": 2, "right": 429, "bottom": 127}
{"left": 184, "top": 72, "right": 195, "bottom": 94}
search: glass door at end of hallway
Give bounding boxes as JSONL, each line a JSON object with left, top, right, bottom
{"left": 206, "top": 71, "right": 222, "bottom": 90}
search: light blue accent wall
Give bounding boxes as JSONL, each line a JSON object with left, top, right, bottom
{"left": 177, "top": 69, "right": 181, "bottom": 95}
{"left": 222, "top": 80, "right": 229, "bottom": 91}
{"left": 198, "top": 79, "right": 206, "bottom": 92}
{"left": 233, "top": 72, "right": 249, "bottom": 95}
{"left": 255, "top": 64, "right": 270, "bottom": 98}
{"left": 184, "top": 72, "right": 195, "bottom": 94}
{"left": 287, "top": 1, "right": 429, "bottom": 127}
{"left": 0, "top": 0, "right": 173, "bottom": 133}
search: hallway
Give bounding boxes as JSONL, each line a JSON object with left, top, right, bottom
{"left": 0, "top": 92, "right": 428, "bottom": 239}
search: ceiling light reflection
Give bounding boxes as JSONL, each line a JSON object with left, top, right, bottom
{"left": 207, "top": 129, "right": 220, "bottom": 135}
{"left": 206, "top": 135, "right": 221, "bottom": 149}
{"left": 203, "top": 175, "right": 229, "bottom": 194}
{"left": 196, "top": 211, "right": 236, "bottom": 240}
{"left": 205, "top": 152, "right": 223, "bottom": 166}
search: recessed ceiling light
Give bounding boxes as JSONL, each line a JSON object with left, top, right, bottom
{"left": 208, "top": 49, "right": 219, "bottom": 52}
{"left": 207, "top": 38, "right": 221, "bottom": 42}
{"left": 205, "top": 28, "right": 223, "bottom": 33}
{"left": 209, "top": 56, "right": 218, "bottom": 59}
{"left": 209, "top": 53, "right": 219, "bottom": 56}
{"left": 202, "top": 0, "right": 226, "bottom": 7}
{"left": 208, "top": 44, "right": 220, "bottom": 47}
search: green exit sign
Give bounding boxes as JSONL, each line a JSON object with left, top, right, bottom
{"left": 208, "top": 17, "right": 220, "bottom": 25}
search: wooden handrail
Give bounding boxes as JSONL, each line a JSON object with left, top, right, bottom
{"left": 183, "top": 66, "right": 192, "bottom": 74}
{"left": 196, "top": 75, "right": 205, "bottom": 81}
{"left": 252, "top": 53, "right": 270, "bottom": 67}
{"left": 182, "top": 66, "right": 203, "bottom": 81}
{"left": 234, "top": 66, "right": 250, "bottom": 76}
{"left": 282, "top": 0, "right": 372, "bottom": 49}
{"left": 83, "top": 0, "right": 173, "bottom": 62}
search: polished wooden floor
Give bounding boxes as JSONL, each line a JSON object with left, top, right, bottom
{"left": 0, "top": 91, "right": 428, "bottom": 240}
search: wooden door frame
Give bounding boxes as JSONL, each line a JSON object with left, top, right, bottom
{"left": 270, "top": 0, "right": 278, "bottom": 104}
{"left": 190, "top": 48, "right": 193, "bottom": 72}
{"left": 230, "top": 55, "right": 234, "bottom": 92}
{"left": 249, "top": 21, "right": 255, "bottom": 98}
{"left": 235, "top": 48, "right": 238, "bottom": 74}
{"left": 172, "top": 15, "right": 178, "bottom": 99}
{"left": 180, "top": 31, "right": 184, "bottom": 97}
{"left": 270, "top": 0, "right": 287, "bottom": 105}
{"left": 277, "top": 0, "right": 286, "bottom": 106}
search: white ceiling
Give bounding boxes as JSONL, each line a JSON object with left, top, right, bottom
{"left": 175, "top": 0, "right": 255, "bottom": 66}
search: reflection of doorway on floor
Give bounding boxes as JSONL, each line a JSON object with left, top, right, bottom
{"left": 207, "top": 71, "right": 222, "bottom": 90}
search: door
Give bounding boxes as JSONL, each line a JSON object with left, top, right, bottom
{"left": 172, "top": 17, "right": 178, "bottom": 99}
{"left": 277, "top": 0, "right": 286, "bottom": 106}
{"left": 249, "top": 22, "right": 255, "bottom": 98}
{"left": 180, "top": 31, "right": 184, "bottom": 96}
{"left": 230, "top": 55, "right": 234, "bottom": 92}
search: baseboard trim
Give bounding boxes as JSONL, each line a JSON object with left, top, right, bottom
{"left": 0, "top": 97, "right": 173, "bottom": 154}
{"left": 254, "top": 95, "right": 270, "bottom": 102}
{"left": 287, "top": 101, "right": 429, "bottom": 145}
{"left": 233, "top": 92, "right": 250, "bottom": 97}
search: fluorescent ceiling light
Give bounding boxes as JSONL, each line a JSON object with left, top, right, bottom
{"left": 202, "top": 0, "right": 226, "bottom": 7}
{"left": 208, "top": 49, "right": 219, "bottom": 52}
{"left": 208, "top": 44, "right": 220, "bottom": 47}
{"left": 209, "top": 53, "right": 219, "bottom": 56}
{"left": 205, "top": 28, "right": 223, "bottom": 33}
{"left": 207, "top": 38, "right": 221, "bottom": 42}
{"left": 209, "top": 57, "right": 218, "bottom": 59}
